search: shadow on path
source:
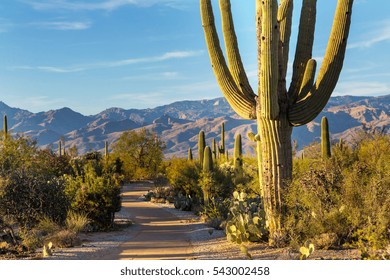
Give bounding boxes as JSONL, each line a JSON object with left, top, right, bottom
{"left": 93, "top": 182, "right": 194, "bottom": 260}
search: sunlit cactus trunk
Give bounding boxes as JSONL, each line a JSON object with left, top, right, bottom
{"left": 201, "top": 0, "right": 353, "bottom": 245}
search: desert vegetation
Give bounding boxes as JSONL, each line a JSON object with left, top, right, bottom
{"left": 0, "top": 129, "right": 123, "bottom": 257}
{"left": 152, "top": 125, "right": 389, "bottom": 260}
{"left": 1, "top": 0, "right": 388, "bottom": 261}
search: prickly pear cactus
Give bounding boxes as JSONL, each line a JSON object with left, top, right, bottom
{"left": 226, "top": 191, "right": 268, "bottom": 244}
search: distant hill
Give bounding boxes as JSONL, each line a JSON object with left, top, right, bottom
{"left": 0, "top": 95, "right": 389, "bottom": 158}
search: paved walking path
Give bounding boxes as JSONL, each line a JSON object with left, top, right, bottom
{"left": 94, "top": 182, "right": 194, "bottom": 260}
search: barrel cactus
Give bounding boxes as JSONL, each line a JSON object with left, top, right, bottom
{"left": 201, "top": 0, "right": 354, "bottom": 245}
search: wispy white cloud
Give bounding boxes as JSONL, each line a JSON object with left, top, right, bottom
{"left": 3, "top": 95, "right": 67, "bottom": 112}
{"left": 22, "top": 0, "right": 189, "bottom": 11}
{"left": 30, "top": 20, "right": 92, "bottom": 30}
{"left": 348, "top": 20, "right": 390, "bottom": 49}
{"left": 12, "top": 50, "right": 203, "bottom": 73}
{"left": 122, "top": 71, "right": 180, "bottom": 81}
{"left": 108, "top": 81, "right": 220, "bottom": 107}
{"left": 334, "top": 81, "right": 390, "bottom": 96}
{"left": 0, "top": 18, "right": 14, "bottom": 33}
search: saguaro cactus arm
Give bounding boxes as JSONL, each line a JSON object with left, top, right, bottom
{"left": 288, "top": 0, "right": 317, "bottom": 103}
{"left": 278, "top": 0, "right": 293, "bottom": 88}
{"left": 220, "top": 0, "right": 255, "bottom": 96}
{"left": 288, "top": 0, "right": 353, "bottom": 126}
{"left": 258, "top": 0, "right": 280, "bottom": 119}
{"left": 201, "top": 0, "right": 256, "bottom": 120}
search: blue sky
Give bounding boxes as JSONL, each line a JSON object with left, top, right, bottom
{"left": 0, "top": 0, "right": 389, "bottom": 115}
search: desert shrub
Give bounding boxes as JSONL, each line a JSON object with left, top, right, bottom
{"left": 229, "top": 157, "right": 260, "bottom": 197}
{"left": 165, "top": 158, "right": 201, "bottom": 198}
{"left": 343, "top": 134, "right": 390, "bottom": 257}
{"left": 34, "top": 149, "right": 73, "bottom": 177}
{"left": 285, "top": 161, "right": 350, "bottom": 246}
{"left": 286, "top": 133, "right": 390, "bottom": 255}
{"left": 65, "top": 163, "right": 121, "bottom": 230}
{"left": 19, "top": 229, "right": 43, "bottom": 252}
{"left": 65, "top": 211, "right": 90, "bottom": 233}
{"left": 0, "top": 170, "right": 69, "bottom": 229}
{"left": 0, "top": 135, "right": 38, "bottom": 176}
{"left": 47, "top": 229, "right": 80, "bottom": 248}
{"left": 37, "top": 217, "right": 61, "bottom": 236}
{"left": 200, "top": 197, "right": 230, "bottom": 229}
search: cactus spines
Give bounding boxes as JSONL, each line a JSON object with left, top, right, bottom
{"left": 234, "top": 134, "right": 243, "bottom": 170}
{"left": 188, "top": 147, "right": 193, "bottom": 161}
{"left": 203, "top": 146, "right": 213, "bottom": 172}
{"left": 321, "top": 116, "right": 331, "bottom": 159}
{"left": 3, "top": 115, "right": 8, "bottom": 139}
{"left": 201, "top": 0, "right": 354, "bottom": 245}
{"left": 198, "top": 130, "right": 206, "bottom": 167}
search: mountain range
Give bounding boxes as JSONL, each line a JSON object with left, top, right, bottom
{"left": 0, "top": 94, "right": 389, "bottom": 158}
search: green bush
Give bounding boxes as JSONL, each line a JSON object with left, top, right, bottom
{"left": 0, "top": 170, "right": 69, "bottom": 228}
{"left": 65, "top": 163, "right": 121, "bottom": 230}
{"left": 285, "top": 133, "right": 390, "bottom": 256}
{"left": 166, "top": 158, "right": 201, "bottom": 198}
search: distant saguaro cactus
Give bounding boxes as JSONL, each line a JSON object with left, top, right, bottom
{"left": 218, "top": 122, "right": 225, "bottom": 158}
{"left": 3, "top": 115, "right": 8, "bottom": 139}
{"left": 321, "top": 116, "right": 331, "bottom": 159}
{"left": 105, "top": 141, "right": 109, "bottom": 159}
{"left": 188, "top": 147, "right": 193, "bottom": 161}
{"left": 198, "top": 130, "right": 206, "bottom": 167}
{"left": 203, "top": 146, "right": 213, "bottom": 172}
{"left": 234, "top": 133, "right": 243, "bottom": 170}
{"left": 201, "top": 0, "right": 354, "bottom": 244}
{"left": 58, "top": 140, "right": 62, "bottom": 156}
{"left": 212, "top": 138, "right": 217, "bottom": 161}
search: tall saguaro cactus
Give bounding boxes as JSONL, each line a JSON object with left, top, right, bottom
{"left": 201, "top": 0, "right": 353, "bottom": 245}
{"left": 198, "top": 130, "right": 206, "bottom": 167}
{"left": 321, "top": 116, "right": 331, "bottom": 159}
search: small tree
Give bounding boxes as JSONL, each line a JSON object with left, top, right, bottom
{"left": 111, "top": 128, "right": 165, "bottom": 180}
